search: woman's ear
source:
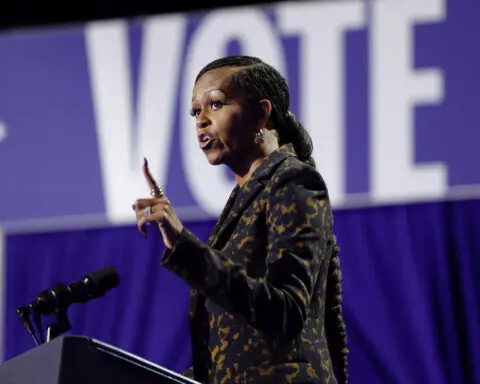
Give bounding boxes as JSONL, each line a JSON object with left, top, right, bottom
{"left": 258, "top": 99, "right": 272, "bottom": 127}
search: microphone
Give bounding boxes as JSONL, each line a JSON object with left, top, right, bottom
{"left": 29, "top": 266, "right": 120, "bottom": 315}
{"left": 16, "top": 306, "right": 39, "bottom": 346}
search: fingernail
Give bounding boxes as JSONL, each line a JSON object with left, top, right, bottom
{"left": 143, "top": 157, "right": 148, "bottom": 166}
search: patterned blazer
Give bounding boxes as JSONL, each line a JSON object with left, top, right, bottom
{"left": 161, "top": 144, "right": 338, "bottom": 384}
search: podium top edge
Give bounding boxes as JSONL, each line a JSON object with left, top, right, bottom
{"left": 90, "top": 337, "right": 200, "bottom": 384}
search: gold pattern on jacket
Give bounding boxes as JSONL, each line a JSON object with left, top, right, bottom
{"left": 162, "top": 144, "right": 338, "bottom": 384}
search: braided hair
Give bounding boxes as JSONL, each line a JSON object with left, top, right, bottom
{"left": 195, "top": 56, "right": 348, "bottom": 383}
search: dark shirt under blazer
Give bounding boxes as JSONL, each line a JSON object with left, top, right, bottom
{"left": 161, "top": 144, "right": 338, "bottom": 384}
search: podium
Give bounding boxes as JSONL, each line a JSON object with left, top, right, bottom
{"left": 0, "top": 335, "right": 200, "bottom": 384}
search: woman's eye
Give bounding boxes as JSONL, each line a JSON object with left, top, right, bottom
{"left": 190, "top": 101, "right": 223, "bottom": 117}
{"left": 211, "top": 101, "right": 223, "bottom": 110}
{"left": 189, "top": 108, "right": 200, "bottom": 117}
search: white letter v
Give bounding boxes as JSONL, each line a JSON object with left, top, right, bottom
{"left": 85, "top": 17, "right": 185, "bottom": 223}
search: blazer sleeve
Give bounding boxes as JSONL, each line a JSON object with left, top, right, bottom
{"left": 161, "top": 169, "right": 331, "bottom": 341}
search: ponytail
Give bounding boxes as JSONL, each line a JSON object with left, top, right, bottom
{"left": 276, "top": 110, "right": 316, "bottom": 169}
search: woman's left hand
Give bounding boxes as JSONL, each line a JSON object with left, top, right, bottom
{"left": 133, "top": 159, "right": 184, "bottom": 249}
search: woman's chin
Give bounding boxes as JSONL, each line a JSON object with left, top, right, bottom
{"left": 204, "top": 151, "right": 224, "bottom": 166}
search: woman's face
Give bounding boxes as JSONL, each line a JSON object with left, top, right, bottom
{"left": 191, "top": 67, "right": 260, "bottom": 167}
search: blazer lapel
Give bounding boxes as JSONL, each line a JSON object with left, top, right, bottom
{"left": 209, "top": 144, "right": 296, "bottom": 250}
{"left": 209, "top": 178, "right": 264, "bottom": 250}
{"left": 206, "top": 184, "right": 240, "bottom": 246}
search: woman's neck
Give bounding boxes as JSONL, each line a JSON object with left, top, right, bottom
{"left": 234, "top": 157, "right": 265, "bottom": 187}
{"left": 232, "top": 141, "right": 279, "bottom": 187}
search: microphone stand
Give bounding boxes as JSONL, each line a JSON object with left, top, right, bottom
{"left": 45, "top": 306, "right": 72, "bottom": 342}
{"left": 33, "top": 311, "right": 45, "bottom": 344}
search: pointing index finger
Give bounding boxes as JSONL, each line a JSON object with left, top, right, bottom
{"left": 142, "top": 157, "right": 164, "bottom": 197}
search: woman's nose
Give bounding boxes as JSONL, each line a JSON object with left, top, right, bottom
{"left": 196, "top": 112, "right": 210, "bottom": 129}
{"left": 197, "top": 119, "right": 208, "bottom": 129}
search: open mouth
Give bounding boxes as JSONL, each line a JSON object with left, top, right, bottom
{"left": 199, "top": 134, "right": 215, "bottom": 150}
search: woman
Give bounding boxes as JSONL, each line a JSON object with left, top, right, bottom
{"left": 134, "top": 56, "right": 348, "bottom": 384}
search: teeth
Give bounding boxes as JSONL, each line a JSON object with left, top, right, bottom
{"left": 202, "top": 136, "right": 211, "bottom": 142}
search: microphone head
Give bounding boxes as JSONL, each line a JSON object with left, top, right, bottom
{"left": 84, "top": 266, "right": 120, "bottom": 295}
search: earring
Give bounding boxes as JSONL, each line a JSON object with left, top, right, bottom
{"left": 255, "top": 130, "right": 264, "bottom": 144}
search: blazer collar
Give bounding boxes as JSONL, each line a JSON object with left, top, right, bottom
{"left": 208, "top": 144, "right": 297, "bottom": 249}
{"left": 249, "top": 143, "right": 296, "bottom": 181}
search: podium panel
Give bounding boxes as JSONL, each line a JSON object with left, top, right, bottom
{"left": 0, "top": 335, "right": 199, "bottom": 384}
